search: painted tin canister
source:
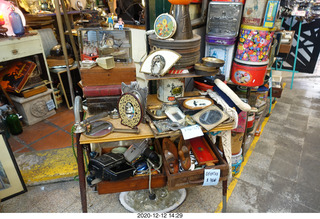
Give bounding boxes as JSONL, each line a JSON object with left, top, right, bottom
{"left": 205, "top": 42, "right": 235, "bottom": 81}
{"left": 231, "top": 59, "right": 268, "bottom": 87}
{"left": 236, "top": 25, "right": 275, "bottom": 62}
{"left": 232, "top": 149, "right": 243, "bottom": 176}
{"left": 157, "top": 79, "right": 184, "bottom": 102}
{"left": 246, "top": 112, "right": 255, "bottom": 133}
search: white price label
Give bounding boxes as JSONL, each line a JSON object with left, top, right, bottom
{"left": 269, "top": 76, "right": 273, "bottom": 89}
{"left": 46, "top": 99, "right": 55, "bottom": 111}
{"left": 180, "top": 125, "right": 203, "bottom": 140}
{"left": 203, "top": 169, "right": 220, "bottom": 186}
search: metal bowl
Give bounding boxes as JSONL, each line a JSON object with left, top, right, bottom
{"left": 202, "top": 57, "right": 225, "bottom": 67}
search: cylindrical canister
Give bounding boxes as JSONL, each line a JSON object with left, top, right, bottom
{"left": 231, "top": 58, "right": 268, "bottom": 87}
{"left": 236, "top": 25, "right": 275, "bottom": 62}
{"left": 157, "top": 79, "right": 184, "bottom": 102}
{"left": 246, "top": 112, "right": 255, "bottom": 133}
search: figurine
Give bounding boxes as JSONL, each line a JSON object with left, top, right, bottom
{"left": 118, "top": 17, "right": 124, "bottom": 30}
{"left": 107, "top": 13, "right": 114, "bottom": 29}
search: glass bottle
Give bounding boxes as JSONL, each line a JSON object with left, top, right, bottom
{"left": 6, "top": 109, "right": 23, "bottom": 135}
{"left": 9, "top": 4, "right": 25, "bottom": 36}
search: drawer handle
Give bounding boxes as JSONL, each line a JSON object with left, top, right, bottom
{"left": 12, "top": 49, "right": 18, "bottom": 55}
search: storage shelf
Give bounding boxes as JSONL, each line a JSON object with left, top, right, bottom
{"left": 144, "top": 71, "right": 203, "bottom": 81}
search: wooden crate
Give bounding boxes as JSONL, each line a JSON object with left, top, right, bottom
{"left": 80, "top": 62, "right": 136, "bottom": 86}
{"left": 97, "top": 139, "right": 167, "bottom": 194}
{"left": 160, "top": 134, "right": 229, "bottom": 191}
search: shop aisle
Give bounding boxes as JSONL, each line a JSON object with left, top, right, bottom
{"left": 1, "top": 70, "right": 320, "bottom": 213}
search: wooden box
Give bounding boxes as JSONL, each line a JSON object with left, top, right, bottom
{"left": 80, "top": 62, "right": 136, "bottom": 86}
{"left": 270, "top": 83, "right": 283, "bottom": 98}
{"left": 86, "top": 95, "right": 120, "bottom": 115}
{"left": 97, "top": 139, "right": 167, "bottom": 194}
{"left": 161, "top": 134, "right": 229, "bottom": 191}
{"left": 279, "top": 31, "right": 295, "bottom": 54}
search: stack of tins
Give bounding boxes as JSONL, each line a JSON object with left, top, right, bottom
{"left": 205, "top": 1, "right": 244, "bottom": 81}
{"left": 231, "top": 25, "right": 275, "bottom": 87}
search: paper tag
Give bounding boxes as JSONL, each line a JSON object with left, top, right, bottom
{"left": 203, "top": 169, "right": 220, "bottom": 186}
{"left": 180, "top": 125, "right": 203, "bottom": 140}
{"left": 292, "top": 10, "right": 306, "bottom": 17}
{"left": 46, "top": 99, "right": 55, "bottom": 111}
{"left": 269, "top": 76, "right": 273, "bottom": 89}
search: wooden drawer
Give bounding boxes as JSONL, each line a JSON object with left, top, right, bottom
{"left": 97, "top": 139, "right": 167, "bottom": 194}
{"left": 80, "top": 62, "right": 136, "bottom": 86}
{"left": 0, "top": 35, "right": 42, "bottom": 62}
{"left": 160, "top": 134, "right": 229, "bottom": 191}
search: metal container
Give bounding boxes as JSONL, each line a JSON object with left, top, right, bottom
{"left": 157, "top": 79, "right": 184, "bottom": 103}
{"left": 206, "top": 1, "right": 243, "bottom": 37}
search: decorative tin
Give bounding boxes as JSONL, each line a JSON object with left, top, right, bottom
{"left": 231, "top": 59, "right": 268, "bottom": 87}
{"left": 154, "top": 13, "right": 177, "bottom": 39}
{"left": 242, "top": 0, "right": 268, "bottom": 26}
{"left": 205, "top": 42, "right": 235, "bottom": 81}
{"left": 236, "top": 25, "right": 275, "bottom": 62}
{"left": 262, "top": 0, "right": 280, "bottom": 29}
{"left": 157, "top": 79, "right": 184, "bottom": 103}
{"left": 205, "top": 35, "right": 237, "bottom": 45}
{"left": 206, "top": 1, "right": 243, "bottom": 37}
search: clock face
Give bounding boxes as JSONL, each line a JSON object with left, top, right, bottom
{"left": 183, "top": 97, "right": 214, "bottom": 110}
{"left": 118, "top": 93, "right": 142, "bottom": 128}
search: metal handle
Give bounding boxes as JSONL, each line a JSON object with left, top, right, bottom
{"left": 12, "top": 49, "right": 18, "bottom": 55}
{"left": 113, "top": 128, "right": 140, "bottom": 134}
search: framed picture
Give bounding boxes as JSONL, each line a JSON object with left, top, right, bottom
{"left": 0, "top": 132, "right": 27, "bottom": 202}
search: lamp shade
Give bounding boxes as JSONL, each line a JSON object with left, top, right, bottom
{"left": 0, "top": 0, "right": 26, "bottom": 36}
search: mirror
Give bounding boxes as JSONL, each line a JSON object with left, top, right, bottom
{"left": 125, "top": 102, "right": 135, "bottom": 119}
{"left": 199, "top": 110, "right": 223, "bottom": 125}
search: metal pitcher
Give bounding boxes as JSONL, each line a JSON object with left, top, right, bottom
{"left": 171, "top": 4, "right": 193, "bottom": 40}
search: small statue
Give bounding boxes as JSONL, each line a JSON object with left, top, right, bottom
{"left": 107, "top": 13, "right": 114, "bottom": 29}
{"left": 118, "top": 17, "right": 124, "bottom": 30}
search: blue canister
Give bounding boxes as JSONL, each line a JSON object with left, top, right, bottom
{"left": 9, "top": 5, "right": 25, "bottom": 36}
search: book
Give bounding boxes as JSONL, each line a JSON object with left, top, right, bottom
{"left": 0, "top": 60, "right": 37, "bottom": 93}
{"left": 83, "top": 85, "right": 122, "bottom": 97}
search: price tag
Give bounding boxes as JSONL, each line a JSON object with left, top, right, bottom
{"left": 180, "top": 125, "right": 203, "bottom": 140}
{"left": 269, "top": 76, "right": 273, "bottom": 89}
{"left": 46, "top": 99, "right": 55, "bottom": 111}
{"left": 292, "top": 10, "right": 306, "bottom": 17}
{"left": 203, "top": 169, "right": 220, "bottom": 186}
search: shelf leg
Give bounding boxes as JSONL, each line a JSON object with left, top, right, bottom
{"left": 290, "top": 20, "right": 302, "bottom": 90}
{"left": 222, "top": 180, "right": 227, "bottom": 213}
{"left": 76, "top": 133, "right": 88, "bottom": 213}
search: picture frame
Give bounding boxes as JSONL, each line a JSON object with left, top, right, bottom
{"left": 0, "top": 132, "right": 27, "bottom": 202}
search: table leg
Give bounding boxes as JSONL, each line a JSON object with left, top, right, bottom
{"left": 222, "top": 180, "right": 227, "bottom": 213}
{"left": 76, "top": 133, "right": 88, "bottom": 213}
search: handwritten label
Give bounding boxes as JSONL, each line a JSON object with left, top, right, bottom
{"left": 181, "top": 125, "right": 203, "bottom": 140}
{"left": 203, "top": 169, "right": 220, "bottom": 186}
{"left": 46, "top": 100, "right": 55, "bottom": 111}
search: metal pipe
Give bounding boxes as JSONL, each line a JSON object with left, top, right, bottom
{"left": 53, "top": 0, "right": 75, "bottom": 106}
{"left": 60, "top": 0, "right": 81, "bottom": 72}
{"left": 74, "top": 96, "right": 85, "bottom": 133}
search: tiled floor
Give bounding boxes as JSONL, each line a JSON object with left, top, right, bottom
{"left": 7, "top": 107, "right": 75, "bottom": 153}
{"left": 1, "top": 60, "right": 320, "bottom": 213}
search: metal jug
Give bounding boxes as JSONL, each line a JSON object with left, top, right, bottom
{"left": 171, "top": 4, "right": 193, "bottom": 40}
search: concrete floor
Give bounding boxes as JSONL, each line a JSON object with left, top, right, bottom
{"left": 1, "top": 69, "right": 320, "bottom": 213}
